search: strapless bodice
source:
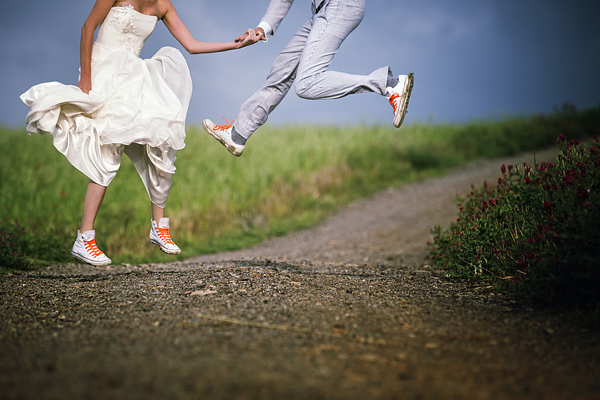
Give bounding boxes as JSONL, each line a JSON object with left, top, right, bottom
{"left": 92, "top": 5, "right": 158, "bottom": 60}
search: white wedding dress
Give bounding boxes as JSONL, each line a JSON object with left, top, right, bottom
{"left": 20, "top": 5, "right": 192, "bottom": 207}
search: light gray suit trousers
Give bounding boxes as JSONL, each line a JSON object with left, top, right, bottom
{"left": 234, "top": 0, "right": 394, "bottom": 140}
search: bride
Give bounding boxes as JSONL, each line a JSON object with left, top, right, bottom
{"left": 20, "top": 0, "right": 258, "bottom": 266}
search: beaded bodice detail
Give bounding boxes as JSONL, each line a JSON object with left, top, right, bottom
{"left": 94, "top": 5, "right": 158, "bottom": 58}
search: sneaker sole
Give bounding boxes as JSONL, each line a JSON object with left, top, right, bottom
{"left": 71, "top": 251, "right": 111, "bottom": 266}
{"left": 394, "top": 72, "right": 414, "bottom": 128}
{"left": 149, "top": 238, "right": 181, "bottom": 255}
{"left": 202, "top": 120, "right": 243, "bottom": 157}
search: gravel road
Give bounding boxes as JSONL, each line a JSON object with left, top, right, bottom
{"left": 1, "top": 147, "right": 599, "bottom": 400}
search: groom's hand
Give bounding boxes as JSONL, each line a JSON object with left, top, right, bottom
{"left": 254, "top": 27, "right": 266, "bottom": 41}
{"left": 235, "top": 27, "right": 266, "bottom": 43}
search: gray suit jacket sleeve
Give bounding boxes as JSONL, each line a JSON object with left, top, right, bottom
{"left": 260, "top": 0, "right": 327, "bottom": 36}
{"left": 260, "top": 0, "right": 295, "bottom": 35}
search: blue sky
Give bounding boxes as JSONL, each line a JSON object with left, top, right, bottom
{"left": 1, "top": 0, "right": 599, "bottom": 128}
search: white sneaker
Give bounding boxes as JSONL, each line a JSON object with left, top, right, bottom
{"left": 149, "top": 218, "right": 181, "bottom": 255}
{"left": 71, "top": 230, "right": 111, "bottom": 266}
{"left": 202, "top": 117, "right": 245, "bottom": 157}
{"left": 387, "top": 73, "right": 414, "bottom": 128}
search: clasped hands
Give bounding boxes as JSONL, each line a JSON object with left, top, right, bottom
{"left": 235, "top": 27, "right": 266, "bottom": 47}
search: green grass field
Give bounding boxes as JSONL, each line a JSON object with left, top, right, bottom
{"left": 1, "top": 104, "right": 599, "bottom": 268}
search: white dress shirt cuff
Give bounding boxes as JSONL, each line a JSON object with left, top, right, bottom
{"left": 257, "top": 21, "right": 273, "bottom": 41}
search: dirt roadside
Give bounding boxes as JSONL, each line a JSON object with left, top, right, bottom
{"left": 1, "top": 147, "right": 599, "bottom": 400}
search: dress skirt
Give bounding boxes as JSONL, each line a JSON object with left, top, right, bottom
{"left": 20, "top": 46, "right": 192, "bottom": 208}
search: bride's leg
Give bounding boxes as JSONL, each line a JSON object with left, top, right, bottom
{"left": 124, "top": 144, "right": 180, "bottom": 254}
{"left": 72, "top": 180, "right": 111, "bottom": 266}
{"left": 151, "top": 203, "right": 164, "bottom": 222}
{"left": 80, "top": 180, "right": 107, "bottom": 232}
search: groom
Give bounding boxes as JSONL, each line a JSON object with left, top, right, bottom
{"left": 203, "top": 0, "right": 414, "bottom": 157}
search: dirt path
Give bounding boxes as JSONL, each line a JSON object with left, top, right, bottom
{"left": 1, "top": 147, "right": 599, "bottom": 400}
{"left": 187, "top": 146, "right": 560, "bottom": 267}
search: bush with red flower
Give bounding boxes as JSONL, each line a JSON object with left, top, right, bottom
{"left": 429, "top": 135, "right": 600, "bottom": 307}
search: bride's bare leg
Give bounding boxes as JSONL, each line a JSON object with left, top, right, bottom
{"left": 80, "top": 180, "right": 107, "bottom": 232}
{"left": 151, "top": 203, "right": 164, "bottom": 222}
{"left": 71, "top": 180, "right": 111, "bottom": 266}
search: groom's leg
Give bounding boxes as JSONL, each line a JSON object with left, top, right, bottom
{"left": 295, "top": 0, "right": 394, "bottom": 100}
{"left": 233, "top": 19, "right": 313, "bottom": 142}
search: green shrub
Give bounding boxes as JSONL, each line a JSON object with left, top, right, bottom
{"left": 429, "top": 135, "right": 600, "bottom": 308}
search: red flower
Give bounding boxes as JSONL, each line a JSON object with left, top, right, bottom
{"left": 543, "top": 201, "right": 552, "bottom": 212}
{"left": 525, "top": 250, "right": 534, "bottom": 259}
{"left": 563, "top": 170, "right": 575, "bottom": 184}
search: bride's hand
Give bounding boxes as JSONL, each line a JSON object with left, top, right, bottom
{"left": 236, "top": 29, "right": 260, "bottom": 48}
{"left": 77, "top": 77, "right": 92, "bottom": 94}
